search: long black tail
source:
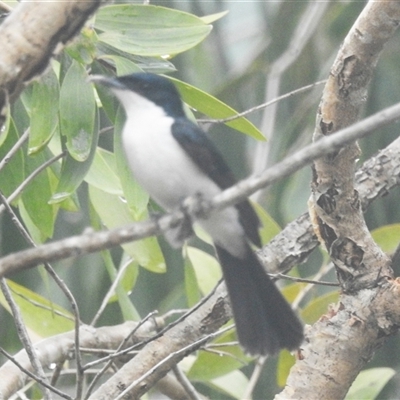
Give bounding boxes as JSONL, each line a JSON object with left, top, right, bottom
{"left": 215, "top": 244, "right": 303, "bottom": 356}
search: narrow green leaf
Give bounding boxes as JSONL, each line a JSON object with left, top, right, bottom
{"left": 0, "top": 280, "right": 74, "bottom": 337}
{"left": 183, "top": 246, "right": 202, "bottom": 307}
{"left": 114, "top": 107, "right": 149, "bottom": 219}
{"left": 95, "top": 42, "right": 176, "bottom": 75}
{"left": 277, "top": 349, "right": 297, "bottom": 386}
{"left": 252, "top": 202, "right": 281, "bottom": 243}
{"left": 21, "top": 151, "right": 58, "bottom": 239}
{"left": 89, "top": 185, "right": 165, "bottom": 273}
{"left": 99, "top": 55, "right": 143, "bottom": 76}
{"left": 371, "top": 224, "right": 400, "bottom": 253}
{"left": 281, "top": 281, "right": 307, "bottom": 303}
{"left": 301, "top": 291, "right": 339, "bottom": 324}
{"left": 0, "top": 102, "right": 10, "bottom": 147}
{"left": 200, "top": 11, "right": 229, "bottom": 24}
{"left": 59, "top": 60, "right": 96, "bottom": 161}
{"left": 188, "top": 332, "right": 248, "bottom": 381}
{"left": 28, "top": 68, "right": 59, "bottom": 154}
{"left": 91, "top": 60, "right": 120, "bottom": 121}
{"left": 209, "top": 370, "right": 249, "bottom": 400}
{"left": 345, "top": 368, "right": 395, "bottom": 400}
{"left": 18, "top": 200, "right": 43, "bottom": 244}
{"left": 170, "top": 77, "right": 265, "bottom": 140}
{"left": 51, "top": 108, "right": 99, "bottom": 203}
{"left": 100, "top": 249, "right": 140, "bottom": 321}
{"left": 95, "top": 5, "right": 212, "bottom": 56}
{"left": 85, "top": 147, "right": 123, "bottom": 195}
{"left": 0, "top": 118, "right": 24, "bottom": 198}
{"left": 186, "top": 246, "right": 221, "bottom": 295}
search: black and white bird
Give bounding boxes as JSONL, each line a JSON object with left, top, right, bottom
{"left": 90, "top": 73, "right": 303, "bottom": 356}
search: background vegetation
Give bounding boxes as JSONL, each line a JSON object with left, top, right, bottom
{"left": 0, "top": 0, "right": 400, "bottom": 398}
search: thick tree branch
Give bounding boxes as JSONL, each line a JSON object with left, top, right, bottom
{"left": 281, "top": 2, "right": 400, "bottom": 399}
{"left": 0, "top": 320, "right": 158, "bottom": 400}
{"left": 1, "top": 102, "right": 400, "bottom": 278}
{"left": 2, "top": 134, "right": 400, "bottom": 397}
{"left": 88, "top": 283, "right": 231, "bottom": 400}
{"left": 0, "top": 0, "right": 102, "bottom": 110}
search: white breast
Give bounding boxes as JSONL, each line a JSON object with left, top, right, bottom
{"left": 114, "top": 89, "right": 246, "bottom": 256}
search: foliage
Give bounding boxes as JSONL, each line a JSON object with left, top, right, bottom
{"left": 0, "top": 1, "right": 399, "bottom": 399}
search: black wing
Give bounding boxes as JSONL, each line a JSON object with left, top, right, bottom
{"left": 171, "top": 118, "right": 261, "bottom": 247}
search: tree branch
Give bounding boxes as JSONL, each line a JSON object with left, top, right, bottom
{"left": 0, "top": 0, "right": 102, "bottom": 110}
{"left": 1, "top": 102, "right": 400, "bottom": 278}
{"left": 280, "top": 2, "right": 400, "bottom": 398}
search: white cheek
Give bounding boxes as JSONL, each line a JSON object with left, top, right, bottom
{"left": 116, "top": 90, "right": 219, "bottom": 209}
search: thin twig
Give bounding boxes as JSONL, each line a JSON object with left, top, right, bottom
{"left": 114, "top": 325, "right": 233, "bottom": 400}
{"left": 0, "top": 128, "right": 29, "bottom": 173}
{"left": 292, "top": 263, "right": 335, "bottom": 310}
{"left": 198, "top": 80, "right": 326, "bottom": 125}
{"left": 2, "top": 101, "right": 400, "bottom": 275}
{"left": 0, "top": 189, "right": 83, "bottom": 398}
{"left": 0, "top": 280, "right": 52, "bottom": 400}
{"left": 83, "top": 310, "right": 158, "bottom": 399}
{"left": 0, "top": 151, "right": 66, "bottom": 215}
{"left": 242, "top": 356, "right": 267, "bottom": 400}
{"left": 172, "top": 365, "right": 202, "bottom": 400}
{"left": 0, "top": 1, "right": 13, "bottom": 12}
{"left": 203, "top": 346, "right": 247, "bottom": 365}
{"left": 269, "top": 272, "right": 339, "bottom": 287}
{"left": 0, "top": 347, "right": 72, "bottom": 400}
{"left": 90, "top": 256, "right": 133, "bottom": 326}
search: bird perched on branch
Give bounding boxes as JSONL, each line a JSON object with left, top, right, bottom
{"left": 90, "top": 72, "right": 303, "bottom": 356}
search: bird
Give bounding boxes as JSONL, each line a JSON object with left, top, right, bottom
{"left": 90, "top": 72, "right": 303, "bottom": 356}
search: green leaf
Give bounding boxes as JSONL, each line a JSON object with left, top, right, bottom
{"left": 91, "top": 60, "right": 120, "bottom": 122}
{"left": 188, "top": 332, "right": 248, "bottom": 381}
{"left": 21, "top": 151, "right": 58, "bottom": 240}
{"left": 253, "top": 202, "right": 281, "bottom": 243}
{"left": 28, "top": 67, "right": 59, "bottom": 154}
{"left": 281, "top": 281, "right": 307, "bottom": 303}
{"left": 95, "top": 42, "right": 176, "bottom": 74}
{"left": 0, "top": 102, "right": 10, "bottom": 147}
{"left": 18, "top": 200, "right": 43, "bottom": 244}
{"left": 89, "top": 185, "right": 165, "bottom": 273}
{"left": 114, "top": 107, "right": 149, "bottom": 219}
{"left": 0, "top": 280, "right": 74, "bottom": 338}
{"left": 95, "top": 5, "right": 212, "bottom": 57}
{"left": 277, "top": 349, "right": 297, "bottom": 387}
{"left": 59, "top": 60, "right": 96, "bottom": 161}
{"left": 51, "top": 108, "right": 99, "bottom": 204}
{"left": 209, "top": 370, "right": 249, "bottom": 400}
{"left": 65, "top": 26, "right": 97, "bottom": 65}
{"left": 183, "top": 247, "right": 202, "bottom": 307}
{"left": 345, "top": 368, "right": 395, "bottom": 400}
{"left": 371, "top": 224, "right": 400, "bottom": 253}
{"left": 301, "top": 291, "right": 339, "bottom": 324}
{"left": 186, "top": 246, "right": 221, "bottom": 295}
{"left": 98, "top": 55, "right": 143, "bottom": 76}
{"left": 170, "top": 77, "right": 265, "bottom": 140}
{"left": 85, "top": 147, "right": 123, "bottom": 195}
{"left": 200, "top": 11, "right": 229, "bottom": 25}
{"left": 0, "top": 118, "right": 24, "bottom": 199}
{"left": 100, "top": 249, "right": 140, "bottom": 321}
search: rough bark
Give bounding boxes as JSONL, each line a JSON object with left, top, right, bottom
{"left": 279, "top": 2, "right": 400, "bottom": 399}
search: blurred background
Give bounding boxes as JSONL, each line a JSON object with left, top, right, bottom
{"left": 1, "top": 0, "right": 400, "bottom": 398}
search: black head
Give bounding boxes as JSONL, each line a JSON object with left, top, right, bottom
{"left": 115, "top": 73, "right": 186, "bottom": 119}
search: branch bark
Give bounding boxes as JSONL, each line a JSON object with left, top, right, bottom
{"left": 280, "top": 2, "right": 400, "bottom": 399}
{"left": 0, "top": 0, "right": 101, "bottom": 110}
{"left": 2, "top": 102, "right": 400, "bottom": 278}
{"left": 0, "top": 320, "right": 158, "bottom": 400}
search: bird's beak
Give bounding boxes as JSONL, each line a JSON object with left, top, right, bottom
{"left": 88, "top": 75, "right": 124, "bottom": 90}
